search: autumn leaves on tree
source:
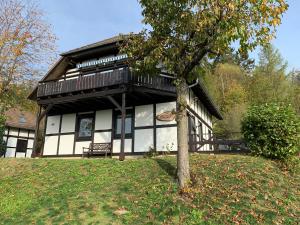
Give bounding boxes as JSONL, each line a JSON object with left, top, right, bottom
{"left": 121, "top": 0, "right": 288, "bottom": 188}
{"left": 0, "top": 0, "right": 57, "bottom": 111}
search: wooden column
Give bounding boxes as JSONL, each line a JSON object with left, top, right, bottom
{"left": 32, "top": 104, "right": 53, "bottom": 158}
{"left": 32, "top": 106, "right": 42, "bottom": 158}
{"left": 120, "top": 93, "right": 126, "bottom": 161}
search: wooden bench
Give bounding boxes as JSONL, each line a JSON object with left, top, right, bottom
{"left": 82, "top": 143, "right": 112, "bottom": 158}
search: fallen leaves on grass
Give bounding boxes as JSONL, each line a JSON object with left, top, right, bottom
{"left": 113, "top": 207, "right": 129, "bottom": 216}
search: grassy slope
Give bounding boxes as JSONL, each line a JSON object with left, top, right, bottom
{"left": 0, "top": 155, "right": 299, "bottom": 225}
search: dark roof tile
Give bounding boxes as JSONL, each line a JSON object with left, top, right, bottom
{"left": 60, "top": 35, "right": 126, "bottom": 56}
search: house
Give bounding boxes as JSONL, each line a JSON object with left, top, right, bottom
{"left": 2, "top": 108, "right": 36, "bottom": 158}
{"left": 28, "top": 35, "right": 222, "bottom": 159}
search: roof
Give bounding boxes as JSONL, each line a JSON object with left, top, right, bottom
{"left": 4, "top": 108, "right": 36, "bottom": 130}
{"left": 61, "top": 35, "right": 126, "bottom": 56}
{"left": 28, "top": 57, "right": 70, "bottom": 100}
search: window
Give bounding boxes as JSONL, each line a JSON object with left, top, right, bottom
{"left": 188, "top": 114, "right": 197, "bottom": 152}
{"left": 19, "top": 114, "right": 27, "bottom": 124}
{"left": 76, "top": 114, "right": 94, "bottom": 141}
{"left": 114, "top": 110, "right": 133, "bottom": 139}
{"left": 16, "top": 139, "right": 27, "bottom": 153}
{"left": 198, "top": 121, "right": 203, "bottom": 141}
{"left": 208, "top": 130, "right": 213, "bottom": 150}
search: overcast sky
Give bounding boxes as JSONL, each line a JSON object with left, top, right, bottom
{"left": 40, "top": 0, "right": 299, "bottom": 70}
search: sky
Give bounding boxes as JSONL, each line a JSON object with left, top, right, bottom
{"left": 40, "top": 0, "right": 300, "bottom": 70}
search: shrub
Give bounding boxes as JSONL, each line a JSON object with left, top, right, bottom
{"left": 144, "top": 146, "right": 158, "bottom": 158}
{"left": 241, "top": 103, "right": 300, "bottom": 160}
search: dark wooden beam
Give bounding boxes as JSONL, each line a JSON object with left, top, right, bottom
{"left": 38, "top": 87, "right": 126, "bottom": 105}
{"left": 31, "top": 106, "right": 41, "bottom": 158}
{"left": 106, "top": 96, "right": 122, "bottom": 111}
{"left": 134, "top": 86, "right": 176, "bottom": 97}
{"left": 127, "top": 92, "right": 140, "bottom": 101}
{"left": 32, "top": 104, "right": 54, "bottom": 157}
{"left": 135, "top": 90, "right": 157, "bottom": 103}
{"left": 119, "top": 93, "right": 126, "bottom": 161}
{"left": 95, "top": 97, "right": 106, "bottom": 104}
{"left": 38, "top": 104, "right": 53, "bottom": 122}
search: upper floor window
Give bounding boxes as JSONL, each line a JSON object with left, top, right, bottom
{"left": 19, "top": 114, "right": 27, "bottom": 124}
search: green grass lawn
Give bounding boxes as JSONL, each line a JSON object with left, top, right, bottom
{"left": 0, "top": 155, "right": 299, "bottom": 225}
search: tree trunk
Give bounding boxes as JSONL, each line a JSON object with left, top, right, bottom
{"left": 176, "top": 78, "right": 190, "bottom": 189}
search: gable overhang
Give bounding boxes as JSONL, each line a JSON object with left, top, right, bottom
{"left": 28, "top": 57, "right": 70, "bottom": 100}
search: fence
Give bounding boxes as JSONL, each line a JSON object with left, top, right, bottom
{"left": 190, "top": 132, "right": 250, "bottom": 154}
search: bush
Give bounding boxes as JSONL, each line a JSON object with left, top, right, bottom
{"left": 241, "top": 103, "right": 300, "bottom": 160}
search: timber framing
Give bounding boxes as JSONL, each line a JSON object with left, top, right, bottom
{"left": 39, "top": 102, "right": 179, "bottom": 158}
{"left": 3, "top": 126, "right": 35, "bottom": 158}
{"left": 28, "top": 35, "right": 222, "bottom": 159}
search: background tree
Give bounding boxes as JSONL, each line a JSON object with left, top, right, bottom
{"left": 247, "top": 44, "right": 290, "bottom": 105}
{"left": 204, "top": 44, "right": 300, "bottom": 138}
{"left": 0, "top": 0, "right": 57, "bottom": 110}
{"left": 122, "top": 0, "right": 288, "bottom": 188}
{"left": 212, "top": 48, "right": 255, "bottom": 73}
{"left": 1, "top": 81, "right": 38, "bottom": 112}
{"left": 203, "top": 63, "right": 248, "bottom": 137}
{"left": 287, "top": 70, "right": 300, "bottom": 114}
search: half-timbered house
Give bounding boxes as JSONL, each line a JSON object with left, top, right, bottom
{"left": 2, "top": 108, "right": 36, "bottom": 158}
{"left": 28, "top": 35, "right": 222, "bottom": 159}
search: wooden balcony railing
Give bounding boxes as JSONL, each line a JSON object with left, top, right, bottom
{"left": 37, "top": 68, "right": 176, "bottom": 98}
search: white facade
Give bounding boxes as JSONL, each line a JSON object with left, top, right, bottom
{"left": 42, "top": 97, "right": 213, "bottom": 157}
{"left": 186, "top": 88, "right": 213, "bottom": 151}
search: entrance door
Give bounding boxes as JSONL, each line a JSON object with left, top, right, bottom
{"left": 188, "top": 114, "right": 197, "bottom": 152}
{"left": 16, "top": 139, "right": 28, "bottom": 154}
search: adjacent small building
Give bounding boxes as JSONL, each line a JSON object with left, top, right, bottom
{"left": 28, "top": 35, "right": 222, "bottom": 159}
{"left": 2, "top": 108, "right": 36, "bottom": 158}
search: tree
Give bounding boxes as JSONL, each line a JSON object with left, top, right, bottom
{"left": 247, "top": 44, "right": 290, "bottom": 105}
{"left": 203, "top": 63, "right": 248, "bottom": 136}
{"left": 1, "top": 81, "right": 38, "bottom": 112}
{"left": 212, "top": 48, "right": 255, "bottom": 73}
{"left": 121, "top": 0, "right": 288, "bottom": 188}
{"left": 288, "top": 70, "right": 300, "bottom": 114}
{"left": 0, "top": 0, "right": 57, "bottom": 110}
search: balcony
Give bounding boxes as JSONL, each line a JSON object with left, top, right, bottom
{"left": 37, "top": 68, "right": 176, "bottom": 98}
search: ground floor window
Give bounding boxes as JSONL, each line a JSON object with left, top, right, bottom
{"left": 198, "top": 121, "right": 203, "bottom": 141}
{"left": 16, "top": 139, "right": 28, "bottom": 153}
{"left": 114, "top": 110, "right": 133, "bottom": 139}
{"left": 76, "top": 114, "right": 94, "bottom": 141}
{"left": 208, "top": 130, "right": 213, "bottom": 150}
{"left": 188, "top": 114, "right": 197, "bottom": 151}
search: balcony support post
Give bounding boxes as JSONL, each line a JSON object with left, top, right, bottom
{"left": 120, "top": 93, "right": 126, "bottom": 161}
{"left": 32, "top": 104, "right": 53, "bottom": 158}
{"left": 31, "top": 106, "right": 41, "bottom": 158}
{"left": 107, "top": 96, "right": 122, "bottom": 111}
